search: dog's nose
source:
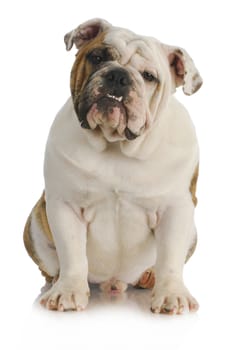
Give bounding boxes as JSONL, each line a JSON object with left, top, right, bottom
{"left": 104, "top": 68, "right": 131, "bottom": 94}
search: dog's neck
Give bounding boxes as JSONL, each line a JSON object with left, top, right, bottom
{"left": 81, "top": 108, "right": 169, "bottom": 160}
{"left": 80, "top": 93, "right": 175, "bottom": 160}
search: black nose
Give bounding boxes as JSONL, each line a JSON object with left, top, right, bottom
{"left": 104, "top": 68, "right": 131, "bottom": 95}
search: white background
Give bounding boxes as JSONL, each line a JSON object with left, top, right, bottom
{"left": 1, "top": 0, "right": 227, "bottom": 349}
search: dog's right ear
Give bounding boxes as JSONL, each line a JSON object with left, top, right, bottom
{"left": 64, "top": 18, "right": 112, "bottom": 51}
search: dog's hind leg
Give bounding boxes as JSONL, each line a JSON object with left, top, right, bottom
{"left": 133, "top": 268, "right": 156, "bottom": 289}
{"left": 23, "top": 193, "right": 59, "bottom": 286}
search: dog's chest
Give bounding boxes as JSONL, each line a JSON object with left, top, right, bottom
{"left": 57, "top": 146, "right": 160, "bottom": 282}
{"left": 84, "top": 192, "right": 157, "bottom": 283}
{"left": 64, "top": 142, "right": 175, "bottom": 204}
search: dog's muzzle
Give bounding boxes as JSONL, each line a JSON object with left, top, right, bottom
{"left": 77, "top": 67, "right": 140, "bottom": 141}
{"left": 104, "top": 68, "right": 131, "bottom": 97}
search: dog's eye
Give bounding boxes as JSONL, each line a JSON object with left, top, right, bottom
{"left": 142, "top": 71, "right": 157, "bottom": 82}
{"left": 90, "top": 55, "right": 103, "bottom": 65}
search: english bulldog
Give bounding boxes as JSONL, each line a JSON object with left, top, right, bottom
{"left": 24, "top": 18, "right": 202, "bottom": 314}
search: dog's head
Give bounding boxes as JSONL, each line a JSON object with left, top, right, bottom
{"left": 65, "top": 19, "right": 202, "bottom": 143}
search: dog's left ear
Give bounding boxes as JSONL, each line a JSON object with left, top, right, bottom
{"left": 64, "top": 18, "right": 112, "bottom": 51}
{"left": 163, "top": 45, "right": 203, "bottom": 95}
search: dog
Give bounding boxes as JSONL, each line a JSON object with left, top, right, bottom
{"left": 24, "top": 18, "right": 202, "bottom": 314}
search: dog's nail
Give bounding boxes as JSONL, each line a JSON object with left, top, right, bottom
{"left": 151, "top": 307, "right": 160, "bottom": 314}
{"left": 58, "top": 304, "right": 64, "bottom": 312}
{"left": 162, "top": 306, "right": 177, "bottom": 315}
{"left": 76, "top": 305, "right": 85, "bottom": 311}
{"left": 178, "top": 305, "right": 184, "bottom": 314}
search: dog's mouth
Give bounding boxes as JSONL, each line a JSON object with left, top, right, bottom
{"left": 79, "top": 93, "right": 138, "bottom": 141}
{"left": 106, "top": 93, "right": 123, "bottom": 103}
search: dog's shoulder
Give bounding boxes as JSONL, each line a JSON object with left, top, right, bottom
{"left": 164, "top": 97, "right": 198, "bottom": 150}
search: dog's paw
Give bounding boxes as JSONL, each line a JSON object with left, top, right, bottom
{"left": 99, "top": 278, "right": 128, "bottom": 295}
{"left": 150, "top": 280, "right": 199, "bottom": 315}
{"left": 39, "top": 278, "right": 90, "bottom": 311}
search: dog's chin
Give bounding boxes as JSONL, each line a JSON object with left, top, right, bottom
{"left": 78, "top": 96, "right": 139, "bottom": 142}
{"left": 99, "top": 126, "right": 126, "bottom": 142}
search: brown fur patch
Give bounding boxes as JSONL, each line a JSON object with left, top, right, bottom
{"left": 23, "top": 214, "right": 41, "bottom": 266}
{"left": 23, "top": 193, "right": 54, "bottom": 282}
{"left": 190, "top": 164, "right": 199, "bottom": 206}
{"left": 134, "top": 268, "right": 155, "bottom": 289}
{"left": 70, "top": 31, "right": 107, "bottom": 104}
{"left": 33, "top": 192, "right": 53, "bottom": 242}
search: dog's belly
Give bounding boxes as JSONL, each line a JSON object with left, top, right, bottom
{"left": 85, "top": 195, "right": 156, "bottom": 284}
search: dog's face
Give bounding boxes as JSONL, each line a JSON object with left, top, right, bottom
{"left": 65, "top": 19, "right": 202, "bottom": 142}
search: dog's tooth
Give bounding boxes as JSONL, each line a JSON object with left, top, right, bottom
{"left": 107, "top": 94, "right": 123, "bottom": 102}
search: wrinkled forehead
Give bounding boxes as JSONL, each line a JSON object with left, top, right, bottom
{"left": 104, "top": 27, "right": 161, "bottom": 65}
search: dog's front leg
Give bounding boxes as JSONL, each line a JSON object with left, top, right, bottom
{"left": 40, "top": 199, "right": 89, "bottom": 311}
{"left": 151, "top": 201, "right": 199, "bottom": 315}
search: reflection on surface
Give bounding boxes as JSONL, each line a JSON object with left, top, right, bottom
{"left": 89, "top": 284, "right": 152, "bottom": 313}
{"left": 29, "top": 282, "right": 199, "bottom": 349}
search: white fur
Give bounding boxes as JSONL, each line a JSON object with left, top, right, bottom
{"left": 39, "top": 24, "right": 200, "bottom": 314}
